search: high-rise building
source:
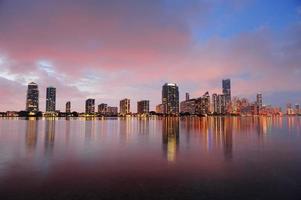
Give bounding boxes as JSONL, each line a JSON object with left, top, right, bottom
{"left": 185, "top": 92, "right": 190, "bottom": 101}
{"left": 162, "top": 83, "right": 179, "bottom": 115}
{"left": 98, "top": 103, "right": 108, "bottom": 115}
{"left": 46, "top": 87, "right": 56, "bottom": 112}
{"left": 180, "top": 99, "right": 196, "bottom": 115}
{"left": 195, "top": 91, "right": 210, "bottom": 115}
{"left": 222, "top": 79, "right": 231, "bottom": 107}
{"left": 26, "top": 82, "right": 39, "bottom": 112}
{"left": 120, "top": 98, "right": 130, "bottom": 116}
{"left": 256, "top": 93, "right": 263, "bottom": 107}
{"left": 137, "top": 100, "right": 149, "bottom": 114}
{"left": 66, "top": 101, "right": 71, "bottom": 113}
{"left": 212, "top": 93, "right": 218, "bottom": 114}
{"left": 217, "top": 94, "right": 226, "bottom": 114}
{"left": 85, "top": 99, "right": 95, "bottom": 114}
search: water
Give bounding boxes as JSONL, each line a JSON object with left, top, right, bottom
{"left": 0, "top": 116, "right": 301, "bottom": 199}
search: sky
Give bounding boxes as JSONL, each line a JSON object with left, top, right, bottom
{"left": 0, "top": 0, "right": 301, "bottom": 112}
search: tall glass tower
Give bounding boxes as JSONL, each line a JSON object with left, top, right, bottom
{"left": 26, "top": 82, "right": 39, "bottom": 112}
{"left": 162, "top": 83, "right": 179, "bottom": 115}
{"left": 222, "top": 79, "right": 231, "bottom": 106}
{"left": 46, "top": 87, "right": 56, "bottom": 112}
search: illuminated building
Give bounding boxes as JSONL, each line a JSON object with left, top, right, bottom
{"left": 46, "top": 87, "right": 56, "bottom": 112}
{"left": 222, "top": 79, "right": 231, "bottom": 107}
{"left": 180, "top": 98, "right": 196, "bottom": 115}
{"left": 217, "top": 94, "right": 226, "bottom": 114}
{"left": 256, "top": 93, "right": 263, "bottom": 115}
{"left": 66, "top": 101, "right": 71, "bottom": 113}
{"left": 85, "top": 99, "right": 95, "bottom": 114}
{"left": 26, "top": 82, "right": 39, "bottom": 112}
{"left": 120, "top": 98, "right": 130, "bottom": 116}
{"left": 162, "top": 83, "right": 179, "bottom": 115}
{"left": 212, "top": 93, "right": 218, "bottom": 114}
{"left": 137, "top": 100, "right": 149, "bottom": 114}
{"left": 195, "top": 92, "right": 210, "bottom": 115}
{"left": 98, "top": 103, "right": 108, "bottom": 115}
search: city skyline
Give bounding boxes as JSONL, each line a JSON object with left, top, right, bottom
{"left": 0, "top": 0, "right": 301, "bottom": 112}
{"left": 1, "top": 79, "right": 301, "bottom": 114}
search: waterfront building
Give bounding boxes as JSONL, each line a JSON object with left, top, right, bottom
{"left": 66, "top": 101, "right": 71, "bottom": 113}
{"left": 98, "top": 103, "right": 108, "bottom": 115}
{"left": 120, "top": 98, "right": 130, "bottom": 116}
{"left": 212, "top": 93, "right": 218, "bottom": 114}
{"left": 195, "top": 92, "right": 210, "bottom": 115}
{"left": 46, "top": 87, "right": 56, "bottom": 112}
{"left": 137, "top": 100, "right": 150, "bottom": 114}
{"left": 26, "top": 82, "right": 39, "bottom": 112}
{"left": 222, "top": 79, "right": 231, "bottom": 107}
{"left": 180, "top": 98, "right": 196, "bottom": 115}
{"left": 85, "top": 99, "right": 95, "bottom": 114}
{"left": 217, "top": 94, "right": 226, "bottom": 115}
{"left": 162, "top": 83, "right": 179, "bottom": 115}
{"left": 107, "top": 106, "right": 118, "bottom": 116}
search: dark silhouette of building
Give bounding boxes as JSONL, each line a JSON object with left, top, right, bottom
{"left": 137, "top": 100, "right": 149, "bottom": 114}
{"left": 66, "top": 101, "right": 71, "bottom": 114}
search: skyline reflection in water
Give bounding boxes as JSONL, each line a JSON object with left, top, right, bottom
{"left": 0, "top": 116, "right": 301, "bottom": 199}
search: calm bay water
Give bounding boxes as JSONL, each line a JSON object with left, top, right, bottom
{"left": 0, "top": 116, "right": 301, "bottom": 199}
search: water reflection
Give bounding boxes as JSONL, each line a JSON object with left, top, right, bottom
{"left": 85, "top": 119, "right": 96, "bottom": 142}
{"left": 25, "top": 118, "right": 38, "bottom": 153}
{"left": 44, "top": 119, "right": 56, "bottom": 156}
{"left": 162, "top": 117, "right": 179, "bottom": 162}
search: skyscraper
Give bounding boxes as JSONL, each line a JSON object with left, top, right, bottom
{"left": 66, "top": 101, "right": 71, "bottom": 113}
{"left": 185, "top": 92, "right": 190, "bottom": 101}
{"left": 162, "top": 83, "right": 179, "bottom": 115}
{"left": 137, "top": 100, "right": 149, "bottom": 114}
{"left": 26, "top": 82, "right": 39, "bottom": 112}
{"left": 46, "top": 87, "right": 56, "bottom": 112}
{"left": 217, "top": 94, "right": 226, "bottom": 114}
{"left": 256, "top": 93, "right": 263, "bottom": 107}
{"left": 120, "top": 98, "right": 130, "bottom": 116}
{"left": 222, "top": 79, "right": 231, "bottom": 106}
{"left": 212, "top": 93, "right": 218, "bottom": 114}
{"left": 85, "top": 99, "right": 95, "bottom": 114}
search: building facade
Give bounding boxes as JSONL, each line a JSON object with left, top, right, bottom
{"left": 85, "top": 99, "right": 95, "bottom": 114}
{"left": 217, "top": 94, "right": 226, "bottom": 115}
{"left": 66, "top": 101, "right": 71, "bottom": 113}
{"left": 137, "top": 100, "right": 150, "bottom": 114}
{"left": 46, "top": 87, "right": 56, "bottom": 112}
{"left": 180, "top": 99, "right": 196, "bottom": 115}
{"left": 222, "top": 79, "right": 231, "bottom": 107}
{"left": 120, "top": 98, "right": 130, "bottom": 116}
{"left": 212, "top": 93, "right": 218, "bottom": 114}
{"left": 162, "top": 83, "right": 179, "bottom": 115}
{"left": 26, "top": 82, "right": 39, "bottom": 112}
{"left": 98, "top": 103, "right": 108, "bottom": 115}
{"left": 107, "top": 106, "right": 118, "bottom": 116}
